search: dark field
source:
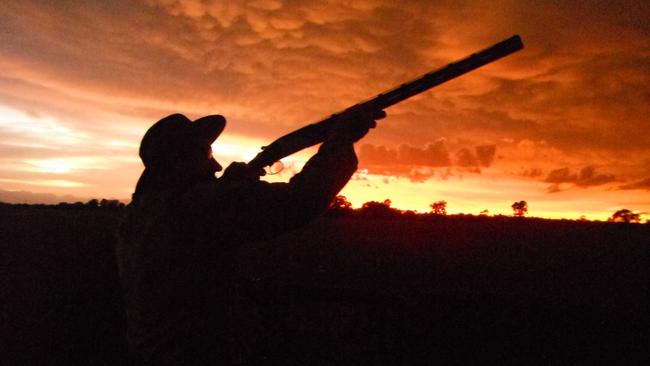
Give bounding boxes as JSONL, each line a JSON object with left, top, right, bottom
{"left": 2, "top": 206, "right": 649, "bottom": 365}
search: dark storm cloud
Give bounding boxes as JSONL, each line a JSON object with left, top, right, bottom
{"left": 358, "top": 144, "right": 399, "bottom": 166}
{"left": 3, "top": 1, "right": 649, "bottom": 143}
{"left": 359, "top": 141, "right": 451, "bottom": 169}
{"left": 358, "top": 140, "right": 453, "bottom": 182}
{"left": 455, "top": 148, "right": 479, "bottom": 168}
{"left": 475, "top": 145, "right": 496, "bottom": 167}
{"left": 450, "top": 145, "right": 497, "bottom": 173}
{"left": 463, "top": 59, "right": 650, "bottom": 152}
{"left": 398, "top": 141, "right": 452, "bottom": 167}
{"left": 619, "top": 178, "right": 650, "bottom": 191}
{"left": 545, "top": 165, "right": 616, "bottom": 190}
{"left": 545, "top": 168, "right": 577, "bottom": 184}
{"left": 358, "top": 140, "right": 496, "bottom": 180}
{"left": 546, "top": 184, "right": 562, "bottom": 194}
{"left": 521, "top": 168, "right": 544, "bottom": 178}
{"left": 576, "top": 166, "right": 616, "bottom": 187}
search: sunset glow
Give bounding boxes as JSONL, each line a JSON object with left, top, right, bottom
{"left": 1, "top": 1, "right": 649, "bottom": 220}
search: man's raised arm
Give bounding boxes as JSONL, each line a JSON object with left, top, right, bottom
{"left": 200, "top": 107, "right": 385, "bottom": 241}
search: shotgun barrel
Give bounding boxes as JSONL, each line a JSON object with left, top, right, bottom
{"left": 248, "top": 35, "right": 523, "bottom": 172}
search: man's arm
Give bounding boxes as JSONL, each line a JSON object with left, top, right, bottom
{"left": 187, "top": 107, "right": 384, "bottom": 242}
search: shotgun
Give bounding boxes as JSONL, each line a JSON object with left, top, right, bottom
{"left": 248, "top": 35, "right": 524, "bottom": 172}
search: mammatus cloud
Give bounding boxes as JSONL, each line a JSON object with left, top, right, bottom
{"left": 4, "top": 0, "right": 647, "bottom": 145}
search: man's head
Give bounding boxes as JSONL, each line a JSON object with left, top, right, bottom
{"left": 139, "top": 113, "right": 225, "bottom": 180}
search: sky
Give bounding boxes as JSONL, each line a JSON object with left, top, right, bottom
{"left": 1, "top": 0, "right": 649, "bottom": 220}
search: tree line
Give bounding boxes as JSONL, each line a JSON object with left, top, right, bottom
{"left": 329, "top": 196, "right": 645, "bottom": 223}
{"left": 0, "top": 196, "right": 645, "bottom": 223}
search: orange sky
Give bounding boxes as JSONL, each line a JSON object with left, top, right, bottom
{"left": 1, "top": 1, "right": 649, "bottom": 220}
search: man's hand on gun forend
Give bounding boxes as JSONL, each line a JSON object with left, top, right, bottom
{"left": 331, "top": 104, "right": 386, "bottom": 143}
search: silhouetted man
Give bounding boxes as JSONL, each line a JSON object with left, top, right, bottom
{"left": 117, "top": 107, "right": 384, "bottom": 365}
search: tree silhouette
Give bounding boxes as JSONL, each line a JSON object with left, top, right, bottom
{"left": 430, "top": 200, "right": 447, "bottom": 215}
{"left": 330, "top": 195, "right": 352, "bottom": 209}
{"left": 512, "top": 201, "right": 528, "bottom": 217}
{"left": 609, "top": 209, "right": 641, "bottom": 223}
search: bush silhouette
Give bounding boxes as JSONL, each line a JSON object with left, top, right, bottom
{"left": 360, "top": 199, "right": 399, "bottom": 218}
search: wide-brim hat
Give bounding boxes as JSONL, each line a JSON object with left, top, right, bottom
{"left": 139, "top": 113, "right": 226, "bottom": 168}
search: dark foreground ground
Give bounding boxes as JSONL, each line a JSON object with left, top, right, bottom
{"left": 2, "top": 206, "right": 649, "bottom": 365}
